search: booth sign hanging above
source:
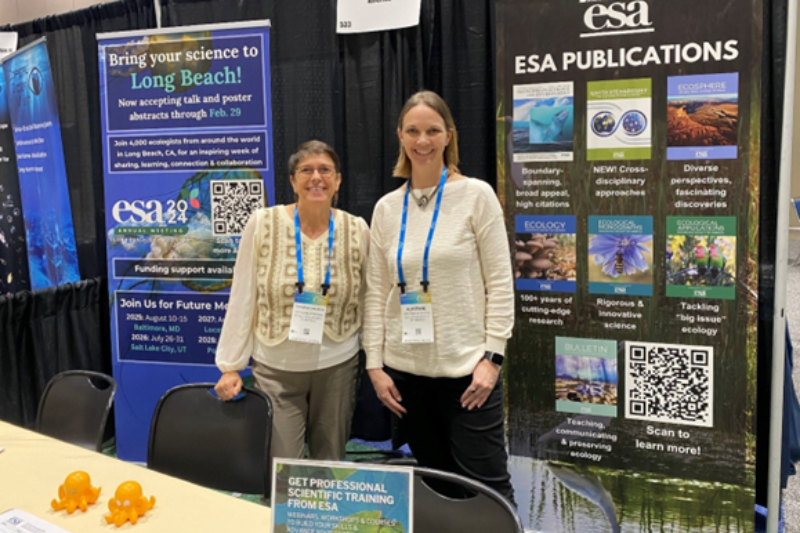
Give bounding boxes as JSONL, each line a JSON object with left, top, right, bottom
{"left": 336, "top": 0, "right": 421, "bottom": 34}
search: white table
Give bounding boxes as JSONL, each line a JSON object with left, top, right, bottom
{"left": 0, "top": 421, "right": 271, "bottom": 532}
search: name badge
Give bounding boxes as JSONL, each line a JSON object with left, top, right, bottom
{"left": 289, "top": 291, "right": 328, "bottom": 344}
{"left": 400, "top": 291, "right": 434, "bottom": 344}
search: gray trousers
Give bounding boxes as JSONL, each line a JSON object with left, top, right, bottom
{"left": 251, "top": 354, "right": 359, "bottom": 461}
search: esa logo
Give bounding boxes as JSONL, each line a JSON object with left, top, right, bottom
{"left": 580, "top": 0, "right": 653, "bottom": 38}
{"left": 112, "top": 199, "right": 189, "bottom": 224}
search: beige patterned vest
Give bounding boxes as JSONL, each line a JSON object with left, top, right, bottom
{"left": 254, "top": 206, "right": 364, "bottom": 345}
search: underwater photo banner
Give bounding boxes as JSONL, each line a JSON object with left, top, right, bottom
{"left": 497, "top": 0, "right": 761, "bottom": 531}
{"left": 0, "top": 54, "right": 31, "bottom": 295}
{"left": 2, "top": 39, "right": 79, "bottom": 291}
{"left": 98, "top": 21, "right": 274, "bottom": 461}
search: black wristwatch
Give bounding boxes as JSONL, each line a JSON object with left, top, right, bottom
{"left": 484, "top": 351, "right": 504, "bottom": 367}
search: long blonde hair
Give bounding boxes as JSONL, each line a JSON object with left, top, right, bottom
{"left": 393, "top": 91, "right": 460, "bottom": 178}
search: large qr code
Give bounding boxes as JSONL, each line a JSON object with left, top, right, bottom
{"left": 210, "top": 180, "right": 264, "bottom": 236}
{"left": 625, "top": 341, "right": 713, "bottom": 428}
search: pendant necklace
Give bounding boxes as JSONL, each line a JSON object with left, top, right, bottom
{"left": 410, "top": 183, "right": 441, "bottom": 208}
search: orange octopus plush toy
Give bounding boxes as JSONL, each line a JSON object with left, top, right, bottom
{"left": 105, "top": 481, "right": 156, "bottom": 527}
{"left": 51, "top": 471, "right": 101, "bottom": 513}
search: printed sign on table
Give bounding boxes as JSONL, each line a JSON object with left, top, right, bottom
{"left": 273, "top": 459, "right": 413, "bottom": 533}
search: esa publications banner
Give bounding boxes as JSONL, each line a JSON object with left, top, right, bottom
{"left": 98, "top": 21, "right": 274, "bottom": 461}
{"left": 497, "top": 1, "right": 760, "bottom": 531}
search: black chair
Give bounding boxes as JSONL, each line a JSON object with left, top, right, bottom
{"left": 413, "top": 467, "right": 523, "bottom": 533}
{"left": 147, "top": 383, "right": 272, "bottom": 495}
{"left": 36, "top": 370, "right": 117, "bottom": 452}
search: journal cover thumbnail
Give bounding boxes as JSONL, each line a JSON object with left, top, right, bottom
{"left": 588, "top": 215, "right": 653, "bottom": 296}
{"left": 666, "top": 216, "right": 736, "bottom": 300}
{"left": 515, "top": 215, "right": 577, "bottom": 293}
{"left": 556, "top": 336, "right": 618, "bottom": 417}
{"left": 667, "top": 73, "right": 738, "bottom": 160}
{"left": 587, "top": 78, "right": 651, "bottom": 161}
{"left": 512, "top": 81, "right": 574, "bottom": 162}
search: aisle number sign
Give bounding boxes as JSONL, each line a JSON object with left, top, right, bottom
{"left": 336, "top": 0, "right": 421, "bottom": 34}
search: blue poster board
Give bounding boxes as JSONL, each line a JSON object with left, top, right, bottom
{"left": 2, "top": 39, "right": 79, "bottom": 290}
{"left": 97, "top": 21, "right": 274, "bottom": 461}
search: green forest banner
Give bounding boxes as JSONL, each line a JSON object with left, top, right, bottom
{"left": 496, "top": 0, "right": 762, "bottom": 531}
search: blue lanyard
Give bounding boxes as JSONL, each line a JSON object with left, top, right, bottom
{"left": 294, "top": 207, "right": 335, "bottom": 295}
{"left": 396, "top": 167, "right": 448, "bottom": 294}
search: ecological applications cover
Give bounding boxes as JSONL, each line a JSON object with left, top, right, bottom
{"left": 512, "top": 81, "right": 573, "bottom": 162}
{"left": 588, "top": 216, "right": 653, "bottom": 296}
{"left": 587, "top": 78, "right": 651, "bottom": 161}
{"left": 666, "top": 216, "right": 736, "bottom": 300}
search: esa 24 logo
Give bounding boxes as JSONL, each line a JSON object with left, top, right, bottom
{"left": 112, "top": 199, "right": 188, "bottom": 225}
{"left": 580, "top": 0, "right": 653, "bottom": 38}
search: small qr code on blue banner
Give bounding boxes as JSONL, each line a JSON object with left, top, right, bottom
{"left": 625, "top": 341, "right": 713, "bottom": 428}
{"left": 210, "top": 179, "right": 265, "bottom": 236}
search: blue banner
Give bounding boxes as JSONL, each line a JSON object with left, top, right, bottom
{"left": 98, "top": 21, "right": 274, "bottom": 461}
{"left": 0, "top": 64, "right": 29, "bottom": 294}
{"left": 3, "top": 39, "right": 79, "bottom": 290}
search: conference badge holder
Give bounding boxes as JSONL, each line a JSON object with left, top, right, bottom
{"left": 396, "top": 166, "right": 448, "bottom": 345}
{"left": 400, "top": 290, "right": 434, "bottom": 344}
{"left": 290, "top": 207, "right": 334, "bottom": 345}
{"left": 289, "top": 290, "right": 328, "bottom": 344}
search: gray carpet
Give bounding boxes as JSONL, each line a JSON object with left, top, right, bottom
{"left": 784, "top": 238, "right": 800, "bottom": 532}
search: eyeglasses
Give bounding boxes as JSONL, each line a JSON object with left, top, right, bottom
{"left": 296, "top": 166, "right": 335, "bottom": 178}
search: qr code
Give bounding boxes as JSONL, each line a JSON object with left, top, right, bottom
{"left": 210, "top": 179, "right": 264, "bottom": 236}
{"left": 625, "top": 341, "right": 713, "bottom": 428}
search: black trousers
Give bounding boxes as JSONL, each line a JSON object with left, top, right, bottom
{"left": 385, "top": 366, "right": 514, "bottom": 502}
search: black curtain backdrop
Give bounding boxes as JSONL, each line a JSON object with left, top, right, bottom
{"left": 0, "top": 0, "right": 788, "bottom": 507}
{"left": 160, "top": 0, "right": 496, "bottom": 220}
{"left": 0, "top": 277, "right": 110, "bottom": 428}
